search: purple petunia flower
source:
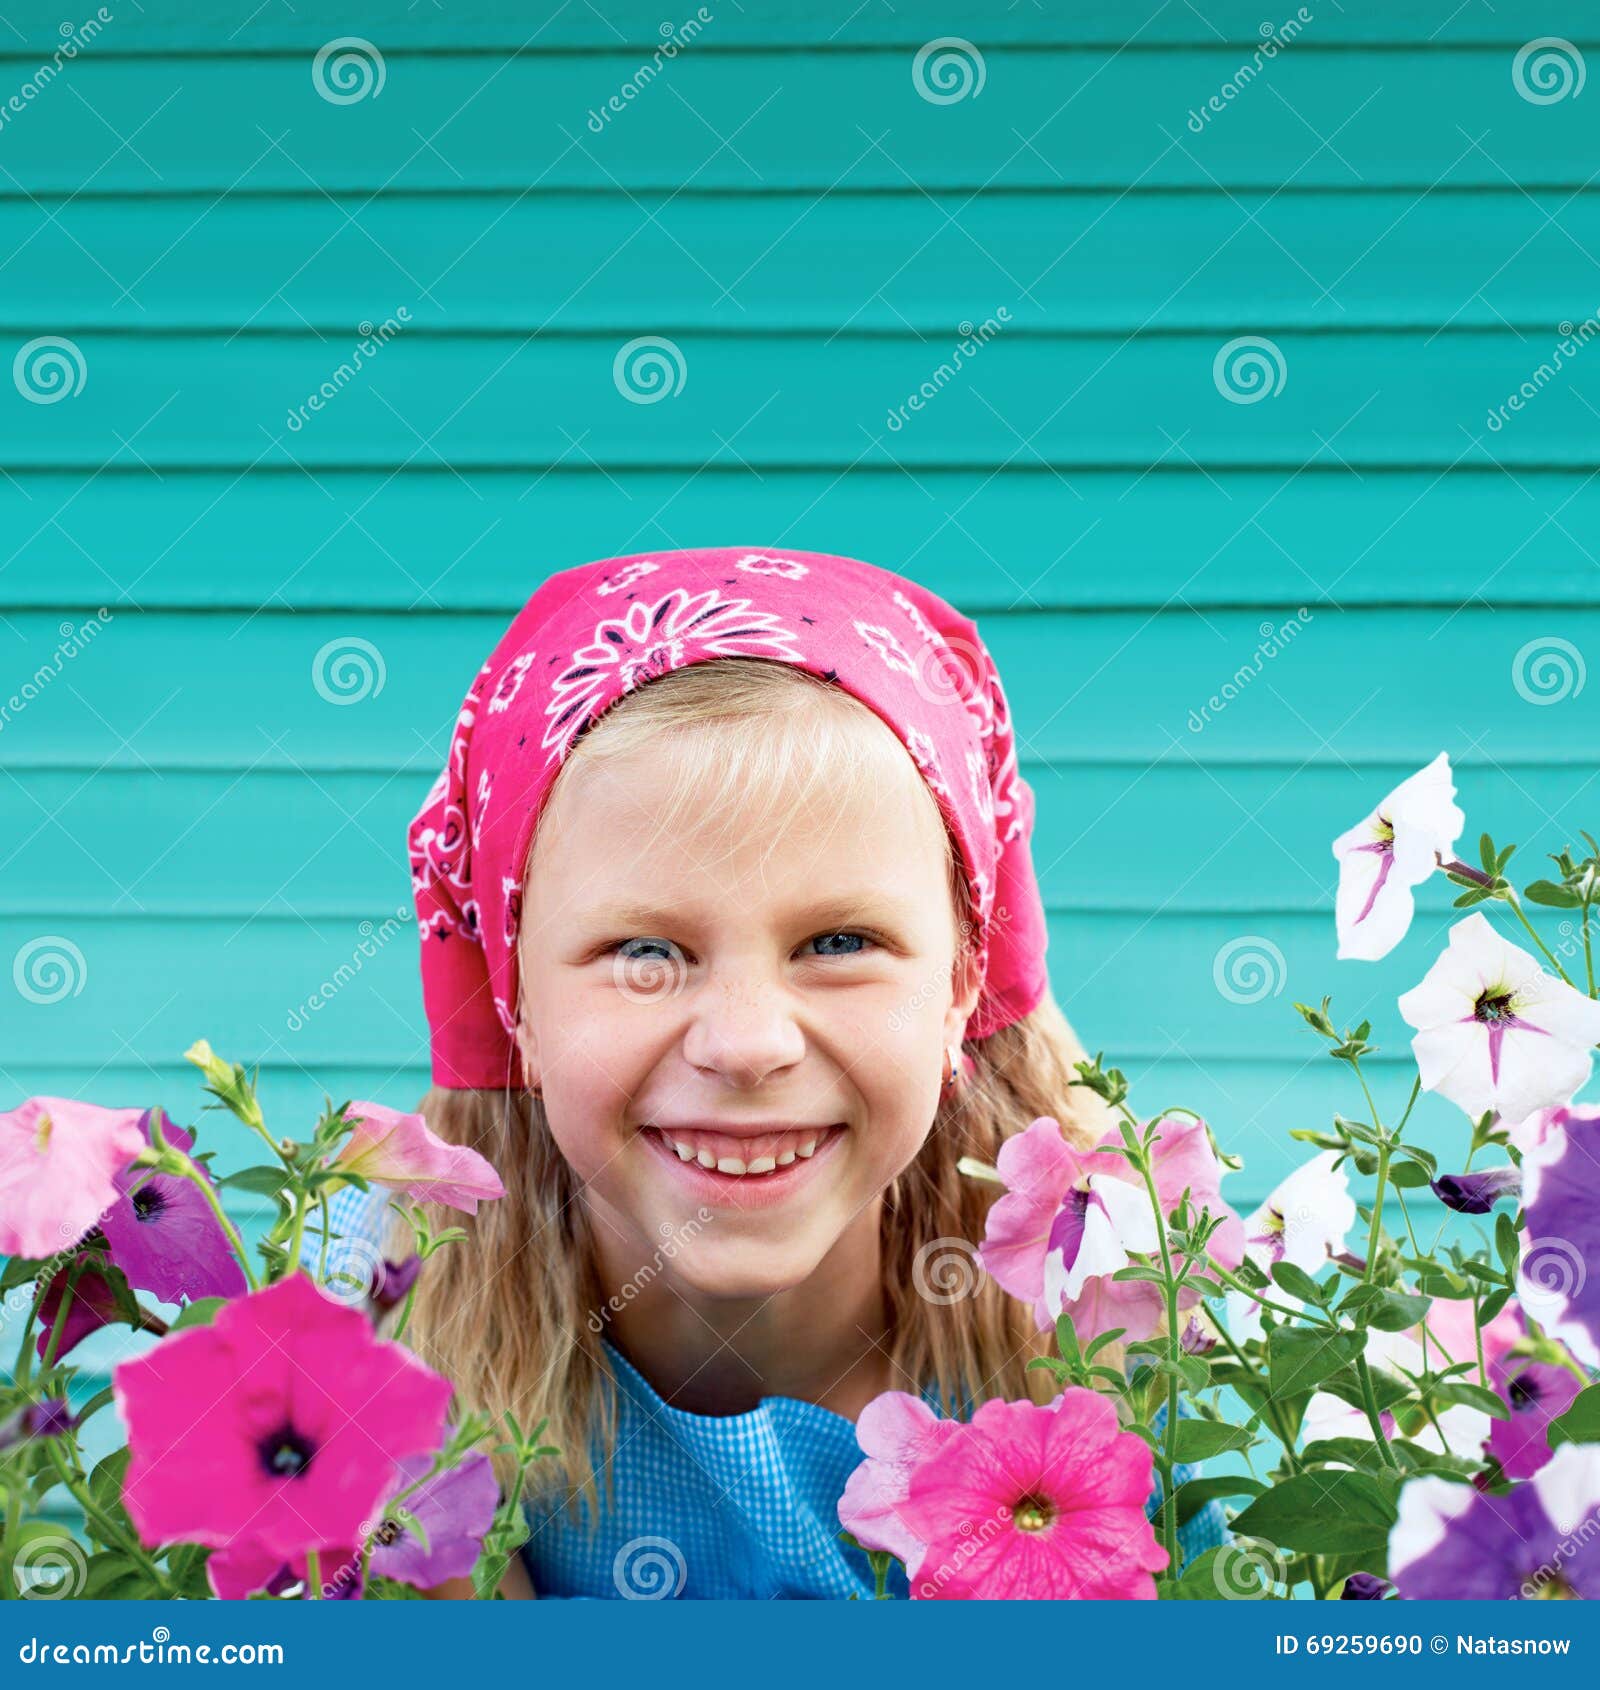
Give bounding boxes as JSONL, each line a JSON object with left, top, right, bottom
{"left": 371, "top": 1254, "right": 422, "bottom": 1315}
{"left": 369, "top": 1451, "right": 500, "bottom": 1588}
{"left": 0, "top": 1396, "right": 77, "bottom": 1452}
{"left": 1390, "top": 1443, "right": 1600, "bottom": 1599}
{"left": 98, "top": 1110, "right": 247, "bottom": 1306}
{"left": 1340, "top": 1571, "right": 1395, "bottom": 1599}
{"left": 1429, "top": 1166, "right": 1521, "bottom": 1215}
{"left": 1487, "top": 1354, "right": 1582, "bottom": 1480}
{"left": 1517, "top": 1111, "right": 1600, "bottom": 1370}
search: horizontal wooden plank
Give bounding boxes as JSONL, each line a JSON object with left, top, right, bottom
{"left": 1, "top": 607, "right": 1594, "bottom": 768}
{"left": 1, "top": 51, "right": 1595, "bottom": 195}
{"left": 3, "top": 762, "right": 1596, "bottom": 919}
{"left": 4, "top": 331, "right": 1598, "bottom": 469}
{"left": 0, "top": 2, "right": 1567, "bottom": 53}
{"left": 5, "top": 468, "right": 1599, "bottom": 612}
{"left": 0, "top": 906, "right": 1586, "bottom": 1073}
{"left": 8, "top": 190, "right": 1599, "bottom": 333}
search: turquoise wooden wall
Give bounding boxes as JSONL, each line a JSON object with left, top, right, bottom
{"left": 2, "top": 4, "right": 1597, "bottom": 1324}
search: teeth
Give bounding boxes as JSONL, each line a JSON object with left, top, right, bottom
{"left": 775, "top": 1149, "right": 796, "bottom": 1166}
{"left": 745, "top": 1156, "right": 776, "bottom": 1174}
{"left": 696, "top": 1148, "right": 717, "bottom": 1169}
{"left": 673, "top": 1141, "right": 695, "bottom": 1162}
{"left": 716, "top": 1156, "right": 746, "bottom": 1175}
{"left": 656, "top": 1127, "right": 831, "bottom": 1177}
{"left": 796, "top": 1139, "right": 817, "bottom": 1158}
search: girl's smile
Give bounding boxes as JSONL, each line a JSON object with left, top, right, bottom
{"left": 637, "top": 1120, "right": 849, "bottom": 1210}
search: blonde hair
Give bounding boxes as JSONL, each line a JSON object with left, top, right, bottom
{"left": 393, "top": 657, "right": 1125, "bottom": 1524}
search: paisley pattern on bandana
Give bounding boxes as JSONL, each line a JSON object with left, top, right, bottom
{"left": 542, "top": 588, "right": 807, "bottom": 764}
{"left": 407, "top": 547, "right": 1050, "bottom": 1089}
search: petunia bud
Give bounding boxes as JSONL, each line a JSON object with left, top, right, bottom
{"left": 1340, "top": 1571, "right": 1394, "bottom": 1600}
{"left": 371, "top": 1254, "right": 422, "bottom": 1315}
{"left": 1179, "top": 1313, "right": 1217, "bottom": 1355}
{"left": 1429, "top": 1166, "right": 1521, "bottom": 1215}
{"left": 0, "top": 1397, "right": 77, "bottom": 1453}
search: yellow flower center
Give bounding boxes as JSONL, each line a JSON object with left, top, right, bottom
{"left": 34, "top": 1112, "right": 52, "bottom": 1154}
{"left": 1012, "top": 1493, "right": 1054, "bottom": 1533}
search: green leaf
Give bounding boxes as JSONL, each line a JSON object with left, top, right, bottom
{"left": 1054, "top": 1311, "right": 1082, "bottom": 1367}
{"left": 1360, "top": 1290, "right": 1434, "bottom": 1333}
{"left": 1387, "top": 1160, "right": 1432, "bottom": 1189}
{"left": 1320, "top": 1361, "right": 1414, "bottom": 1416}
{"left": 1479, "top": 831, "right": 1497, "bottom": 874}
{"left": 1433, "top": 1380, "right": 1510, "bottom": 1421}
{"left": 1169, "top": 1543, "right": 1282, "bottom": 1599}
{"left": 1173, "top": 1474, "right": 1266, "bottom": 1524}
{"left": 1232, "top": 1471, "right": 1398, "bottom": 1555}
{"left": 218, "top": 1165, "right": 292, "bottom": 1198}
{"left": 1525, "top": 879, "right": 1582, "bottom": 908}
{"left": 169, "top": 1296, "right": 227, "bottom": 1333}
{"left": 1171, "top": 1420, "right": 1256, "bottom": 1461}
{"left": 1548, "top": 1384, "right": 1600, "bottom": 1449}
{"left": 1269, "top": 1261, "right": 1327, "bottom": 1305}
{"left": 1268, "top": 1327, "right": 1365, "bottom": 1400}
{"left": 82, "top": 1551, "right": 152, "bottom": 1600}
{"left": 1495, "top": 1212, "right": 1521, "bottom": 1278}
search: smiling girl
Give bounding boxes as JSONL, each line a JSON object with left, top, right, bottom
{"left": 325, "top": 546, "right": 1225, "bottom": 1598}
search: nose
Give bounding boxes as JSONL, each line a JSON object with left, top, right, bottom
{"left": 680, "top": 959, "right": 807, "bottom": 1087}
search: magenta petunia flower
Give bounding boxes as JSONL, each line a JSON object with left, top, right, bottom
{"left": 35, "top": 1252, "right": 128, "bottom": 1363}
{"left": 98, "top": 1111, "right": 247, "bottom": 1306}
{"left": 1487, "top": 1352, "right": 1582, "bottom": 1480}
{"left": 330, "top": 1101, "right": 505, "bottom": 1215}
{"left": 114, "top": 1272, "right": 453, "bottom": 1563}
{"left": 897, "top": 1391, "right": 1169, "bottom": 1600}
{"left": 837, "top": 1391, "right": 963, "bottom": 1569}
{"left": 206, "top": 1539, "right": 362, "bottom": 1601}
{"left": 0, "top": 1097, "right": 146, "bottom": 1260}
{"left": 978, "top": 1115, "right": 1243, "bottom": 1344}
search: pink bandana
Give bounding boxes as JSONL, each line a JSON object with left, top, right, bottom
{"left": 408, "top": 547, "right": 1049, "bottom": 1089}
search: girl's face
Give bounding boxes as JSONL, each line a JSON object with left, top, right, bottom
{"left": 514, "top": 724, "right": 981, "bottom": 1302}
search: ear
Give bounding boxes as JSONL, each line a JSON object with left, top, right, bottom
{"left": 941, "top": 944, "right": 984, "bottom": 1049}
{"left": 513, "top": 1009, "right": 541, "bottom": 1095}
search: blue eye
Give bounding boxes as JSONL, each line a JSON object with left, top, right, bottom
{"left": 613, "top": 937, "right": 682, "bottom": 963}
{"left": 808, "top": 930, "right": 873, "bottom": 957}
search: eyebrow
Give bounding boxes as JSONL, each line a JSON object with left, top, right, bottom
{"left": 580, "top": 891, "right": 924, "bottom": 932}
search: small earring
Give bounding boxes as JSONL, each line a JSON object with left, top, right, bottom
{"left": 940, "top": 1043, "right": 962, "bottom": 1090}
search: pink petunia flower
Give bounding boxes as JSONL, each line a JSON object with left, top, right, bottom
{"left": 897, "top": 1392, "right": 1169, "bottom": 1600}
{"left": 977, "top": 1114, "right": 1243, "bottom": 1344}
{"left": 837, "top": 1391, "right": 962, "bottom": 1569}
{"left": 330, "top": 1101, "right": 505, "bottom": 1215}
{"left": 0, "top": 1097, "right": 146, "bottom": 1260}
{"left": 114, "top": 1272, "right": 453, "bottom": 1564}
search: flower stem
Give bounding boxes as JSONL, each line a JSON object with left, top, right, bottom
{"left": 44, "top": 1441, "right": 171, "bottom": 1594}
{"left": 305, "top": 1547, "right": 322, "bottom": 1599}
{"left": 166, "top": 1155, "right": 259, "bottom": 1291}
{"left": 1127, "top": 1120, "right": 1182, "bottom": 1579}
{"left": 1505, "top": 889, "right": 1578, "bottom": 987}
{"left": 1353, "top": 1354, "right": 1401, "bottom": 1470}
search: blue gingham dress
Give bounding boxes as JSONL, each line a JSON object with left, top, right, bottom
{"left": 317, "top": 1185, "right": 1228, "bottom": 1599}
